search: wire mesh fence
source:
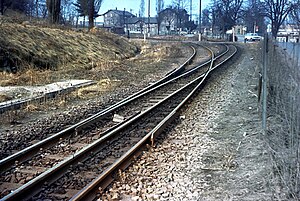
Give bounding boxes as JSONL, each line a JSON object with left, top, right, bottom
{"left": 261, "top": 38, "right": 300, "bottom": 199}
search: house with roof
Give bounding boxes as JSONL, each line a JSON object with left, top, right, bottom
{"left": 101, "top": 7, "right": 193, "bottom": 36}
{"left": 102, "top": 8, "right": 159, "bottom": 35}
{"left": 126, "top": 17, "right": 158, "bottom": 35}
{"left": 158, "top": 7, "right": 190, "bottom": 35}
{"left": 102, "top": 8, "right": 136, "bottom": 34}
{"left": 276, "top": 24, "right": 300, "bottom": 42}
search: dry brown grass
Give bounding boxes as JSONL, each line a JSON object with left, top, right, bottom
{"left": 0, "top": 22, "right": 137, "bottom": 68}
{"left": 261, "top": 40, "right": 300, "bottom": 200}
{"left": 24, "top": 104, "right": 39, "bottom": 112}
{"left": 0, "top": 93, "right": 12, "bottom": 102}
{"left": 76, "top": 79, "right": 121, "bottom": 98}
{"left": 129, "top": 42, "right": 183, "bottom": 63}
{"left": 0, "top": 18, "right": 138, "bottom": 86}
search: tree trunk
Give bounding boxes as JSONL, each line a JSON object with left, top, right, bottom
{"left": 88, "top": 0, "right": 95, "bottom": 30}
{"left": 47, "top": 0, "right": 61, "bottom": 23}
{"left": 76, "top": 15, "right": 79, "bottom": 28}
{"left": 53, "top": 0, "right": 61, "bottom": 23}
{"left": 272, "top": 21, "right": 279, "bottom": 39}
{"left": 36, "top": 0, "right": 39, "bottom": 17}
{"left": 1, "top": 0, "right": 4, "bottom": 15}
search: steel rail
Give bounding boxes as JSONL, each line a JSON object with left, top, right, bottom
{"left": 70, "top": 44, "right": 237, "bottom": 201}
{"left": 73, "top": 43, "right": 228, "bottom": 133}
{"left": 0, "top": 44, "right": 236, "bottom": 201}
{"left": 0, "top": 45, "right": 197, "bottom": 171}
{"left": 0, "top": 44, "right": 212, "bottom": 173}
{"left": 0, "top": 44, "right": 231, "bottom": 201}
{"left": 0, "top": 44, "right": 193, "bottom": 115}
{"left": 0, "top": 43, "right": 226, "bottom": 176}
{"left": 0, "top": 45, "right": 214, "bottom": 201}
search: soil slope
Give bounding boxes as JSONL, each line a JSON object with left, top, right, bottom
{"left": 0, "top": 20, "right": 138, "bottom": 71}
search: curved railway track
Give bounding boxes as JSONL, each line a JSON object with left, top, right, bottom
{"left": 0, "top": 44, "right": 196, "bottom": 161}
{"left": 0, "top": 42, "right": 237, "bottom": 201}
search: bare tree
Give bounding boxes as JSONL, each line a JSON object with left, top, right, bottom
{"left": 74, "top": 0, "right": 102, "bottom": 29}
{"left": 36, "top": 0, "right": 39, "bottom": 16}
{"left": 88, "top": 0, "right": 94, "bottom": 29}
{"left": 160, "top": 7, "right": 177, "bottom": 33}
{"left": 172, "top": 0, "right": 189, "bottom": 10}
{"left": 32, "top": 0, "right": 47, "bottom": 18}
{"left": 242, "top": 0, "right": 265, "bottom": 34}
{"left": 202, "top": 8, "right": 210, "bottom": 27}
{"left": 139, "top": 0, "right": 145, "bottom": 17}
{"left": 212, "top": 0, "right": 243, "bottom": 36}
{"left": 0, "top": 0, "right": 11, "bottom": 15}
{"left": 290, "top": 4, "right": 300, "bottom": 38}
{"left": 156, "top": 0, "right": 164, "bottom": 13}
{"left": 0, "top": 0, "right": 31, "bottom": 15}
{"left": 74, "top": 0, "right": 88, "bottom": 27}
{"left": 61, "top": 0, "right": 77, "bottom": 25}
{"left": 156, "top": 0, "right": 165, "bottom": 34}
{"left": 88, "top": 0, "right": 102, "bottom": 29}
{"left": 46, "top": 0, "right": 61, "bottom": 23}
{"left": 263, "top": 0, "right": 296, "bottom": 38}
{"left": 171, "top": 0, "right": 190, "bottom": 31}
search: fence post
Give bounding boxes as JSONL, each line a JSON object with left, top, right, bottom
{"left": 262, "top": 33, "right": 268, "bottom": 134}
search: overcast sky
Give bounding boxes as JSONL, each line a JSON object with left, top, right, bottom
{"left": 99, "top": 0, "right": 211, "bottom": 20}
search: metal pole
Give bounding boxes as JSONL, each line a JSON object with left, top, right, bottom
{"left": 190, "top": 0, "right": 192, "bottom": 21}
{"left": 199, "top": 0, "right": 201, "bottom": 32}
{"left": 199, "top": 0, "right": 201, "bottom": 41}
{"left": 148, "top": 0, "right": 150, "bottom": 36}
{"left": 123, "top": 8, "right": 126, "bottom": 30}
{"left": 262, "top": 33, "right": 268, "bottom": 134}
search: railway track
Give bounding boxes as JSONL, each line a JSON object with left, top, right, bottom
{"left": 0, "top": 42, "right": 236, "bottom": 200}
{"left": 0, "top": 44, "right": 196, "bottom": 161}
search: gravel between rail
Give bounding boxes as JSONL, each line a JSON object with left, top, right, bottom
{"left": 0, "top": 42, "right": 202, "bottom": 158}
{"left": 101, "top": 43, "right": 273, "bottom": 201}
{"left": 0, "top": 42, "right": 274, "bottom": 200}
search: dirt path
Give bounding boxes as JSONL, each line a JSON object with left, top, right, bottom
{"left": 101, "top": 43, "right": 273, "bottom": 201}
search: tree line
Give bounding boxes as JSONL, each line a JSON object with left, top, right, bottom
{"left": 1, "top": 0, "right": 300, "bottom": 37}
{"left": 0, "top": 0, "right": 103, "bottom": 29}
{"left": 201, "top": 0, "right": 300, "bottom": 38}
{"left": 154, "top": 0, "right": 300, "bottom": 38}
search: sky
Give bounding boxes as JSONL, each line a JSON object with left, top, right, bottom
{"left": 98, "top": 0, "right": 211, "bottom": 21}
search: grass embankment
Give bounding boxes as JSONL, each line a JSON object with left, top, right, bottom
{"left": 0, "top": 18, "right": 138, "bottom": 86}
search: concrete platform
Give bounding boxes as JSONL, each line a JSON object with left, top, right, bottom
{"left": 0, "top": 80, "right": 95, "bottom": 114}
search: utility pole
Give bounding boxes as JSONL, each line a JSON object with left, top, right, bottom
{"left": 148, "top": 0, "right": 150, "bottom": 36}
{"left": 199, "top": 0, "right": 202, "bottom": 41}
{"left": 190, "top": 0, "right": 192, "bottom": 21}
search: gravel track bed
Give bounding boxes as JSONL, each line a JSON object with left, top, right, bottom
{"left": 0, "top": 43, "right": 199, "bottom": 160}
{"left": 101, "top": 44, "right": 272, "bottom": 201}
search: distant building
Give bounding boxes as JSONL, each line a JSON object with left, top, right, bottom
{"left": 277, "top": 24, "right": 300, "bottom": 42}
{"left": 79, "top": 20, "right": 104, "bottom": 28}
{"left": 102, "top": 8, "right": 136, "bottom": 34}
{"left": 101, "top": 8, "right": 159, "bottom": 35}
{"left": 158, "top": 7, "right": 190, "bottom": 35}
{"left": 101, "top": 7, "right": 193, "bottom": 36}
{"left": 126, "top": 17, "right": 158, "bottom": 35}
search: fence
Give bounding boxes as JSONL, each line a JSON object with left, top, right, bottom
{"left": 261, "top": 39, "right": 300, "bottom": 200}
